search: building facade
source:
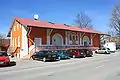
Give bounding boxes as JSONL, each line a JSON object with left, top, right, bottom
{"left": 101, "top": 36, "right": 120, "bottom": 47}
{"left": 0, "top": 39, "right": 10, "bottom": 51}
{"left": 7, "top": 17, "right": 106, "bottom": 58}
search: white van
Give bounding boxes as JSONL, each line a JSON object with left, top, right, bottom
{"left": 104, "top": 42, "right": 116, "bottom": 52}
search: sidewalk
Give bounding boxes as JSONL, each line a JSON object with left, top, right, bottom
{"left": 10, "top": 57, "right": 30, "bottom": 62}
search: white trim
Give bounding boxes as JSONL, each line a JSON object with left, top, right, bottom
{"left": 93, "top": 34, "right": 96, "bottom": 38}
{"left": 20, "top": 25, "right": 28, "bottom": 58}
{"left": 47, "top": 36, "right": 50, "bottom": 45}
{"left": 17, "top": 24, "right": 19, "bottom": 30}
{"left": 13, "top": 38, "right": 14, "bottom": 46}
{"left": 65, "top": 31, "right": 68, "bottom": 45}
{"left": 47, "top": 29, "right": 52, "bottom": 45}
{"left": 91, "top": 34, "right": 93, "bottom": 46}
{"left": 14, "top": 26, "right": 16, "bottom": 31}
{"left": 15, "top": 38, "right": 16, "bottom": 46}
{"left": 81, "top": 32, "right": 86, "bottom": 37}
{"left": 79, "top": 33, "right": 82, "bottom": 46}
{"left": 11, "top": 31, "right": 12, "bottom": 46}
{"left": 67, "top": 31, "right": 70, "bottom": 46}
{"left": 18, "top": 36, "right": 20, "bottom": 47}
{"left": 20, "top": 24, "right": 22, "bottom": 28}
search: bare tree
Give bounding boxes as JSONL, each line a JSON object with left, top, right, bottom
{"left": 74, "top": 12, "right": 93, "bottom": 29}
{"left": 108, "top": 28, "right": 116, "bottom": 36}
{"left": 109, "top": 3, "right": 120, "bottom": 36}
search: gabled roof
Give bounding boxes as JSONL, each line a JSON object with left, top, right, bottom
{"left": 7, "top": 17, "right": 109, "bottom": 37}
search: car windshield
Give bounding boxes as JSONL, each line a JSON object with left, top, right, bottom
{"left": 73, "top": 49, "right": 78, "bottom": 52}
{"left": 99, "top": 48, "right": 106, "bottom": 50}
{"left": 102, "top": 48, "right": 106, "bottom": 50}
{"left": 46, "top": 51, "right": 53, "bottom": 54}
{"left": 79, "top": 50, "right": 84, "bottom": 52}
{"left": 36, "top": 52, "right": 44, "bottom": 55}
{"left": 0, "top": 52, "right": 8, "bottom": 56}
{"left": 99, "top": 48, "right": 101, "bottom": 50}
{"left": 63, "top": 50, "right": 67, "bottom": 53}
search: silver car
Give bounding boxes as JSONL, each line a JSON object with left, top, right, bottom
{"left": 95, "top": 48, "right": 111, "bottom": 54}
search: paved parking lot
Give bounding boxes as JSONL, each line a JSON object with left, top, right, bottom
{"left": 0, "top": 51, "right": 120, "bottom": 80}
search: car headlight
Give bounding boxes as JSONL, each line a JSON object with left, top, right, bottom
{"left": 81, "top": 53, "right": 83, "bottom": 54}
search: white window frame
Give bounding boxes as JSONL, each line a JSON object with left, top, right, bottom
{"left": 14, "top": 26, "right": 16, "bottom": 31}
{"left": 13, "top": 38, "right": 14, "bottom": 46}
{"left": 20, "top": 24, "right": 22, "bottom": 28}
{"left": 18, "top": 36, "right": 20, "bottom": 47}
{"left": 17, "top": 24, "right": 19, "bottom": 30}
{"left": 15, "top": 38, "right": 17, "bottom": 46}
{"left": 71, "top": 34, "right": 77, "bottom": 41}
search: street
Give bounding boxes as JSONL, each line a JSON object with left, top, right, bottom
{"left": 0, "top": 51, "right": 120, "bottom": 80}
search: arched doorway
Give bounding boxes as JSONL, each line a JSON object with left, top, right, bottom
{"left": 83, "top": 36, "right": 90, "bottom": 46}
{"left": 52, "top": 33, "right": 63, "bottom": 46}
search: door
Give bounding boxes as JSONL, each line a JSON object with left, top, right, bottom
{"left": 52, "top": 33, "right": 63, "bottom": 46}
{"left": 83, "top": 36, "right": 90, "bottom": 46}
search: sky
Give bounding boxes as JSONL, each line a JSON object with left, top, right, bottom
{"left": 0, "top": 0, "right": 119, "bottom": 34}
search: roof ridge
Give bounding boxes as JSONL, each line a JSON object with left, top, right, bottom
{"left": 7, "top": 17, "right": 108, "bottom": 37}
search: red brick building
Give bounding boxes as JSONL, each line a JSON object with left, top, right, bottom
{"left": 0, "top": 39, "right": 10, "bottom": 51}
{"left": 7, "top": 17, "right": 107, "bottom": 58}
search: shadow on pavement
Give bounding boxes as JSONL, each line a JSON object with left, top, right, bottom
{"left": 44, "top": 60, "right": 60, "bottom": 62}
{"left": 9, "top": 61, "right": 16, "bottom": 66}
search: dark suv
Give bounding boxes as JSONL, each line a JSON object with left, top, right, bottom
{"left": 31, "top": 51, "right": 59, "bottom": 62}
{"left": 81, "top": 49, "right": 93, "bottom": 57}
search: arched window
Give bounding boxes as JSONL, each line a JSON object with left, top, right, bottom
{"left": 83, "top": 36, "right": 90, "bottom": 46}
{"left": 71, "top": 34, "right": 76, "bottom": 41}
{"left": 52, "top": 33, "right": 63, "bottom": 46}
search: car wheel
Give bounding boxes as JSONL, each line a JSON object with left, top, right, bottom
{"left": 105, "top": 51, "right": 107, "bottom": 54}
{"left": 90, "top": 54, "right": 93, "bottom": 57}
{"left": 73, "top": 55, "right": 75, "bottom": 58}
{"left": 43, "top": 57, "right": 46, "bottom": 62}
{"left": 83, "top": 54, "right": 86, "bottom": 58}
{"left": 58, "top": 57, "right": 61, "bottom": 60}
{"left": 31, "top": 56, "right": 35, "bottom": 60}
{"left": 95, "top": 51, "right": 97, "bottom": 53}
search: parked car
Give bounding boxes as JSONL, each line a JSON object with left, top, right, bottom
{"left": 54, "top": 50, "right": 70, "bottom": 60}
{"left": 31, "top": 51, "right": 60, "bottom": 62}
{"left": 0, "top": 51, "right": 10, "bottom": 66}
{"left": 116, "top": 46, "right": 120, "bottom": 50}
{"left": 81, "top": 49, "right": 93, "bottom": 57}
{"left": 104, "top": 42, "right": 116, "bottom": 52}
{"left": 67, "top": 49, "right": 86, "bottom": 58}
{"left": 95, "top": 47, "right": 111, "bottom": 54}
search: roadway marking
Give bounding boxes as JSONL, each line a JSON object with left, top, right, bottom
{"left": 95, "top": 65, "right": 104, "bottom": 69}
